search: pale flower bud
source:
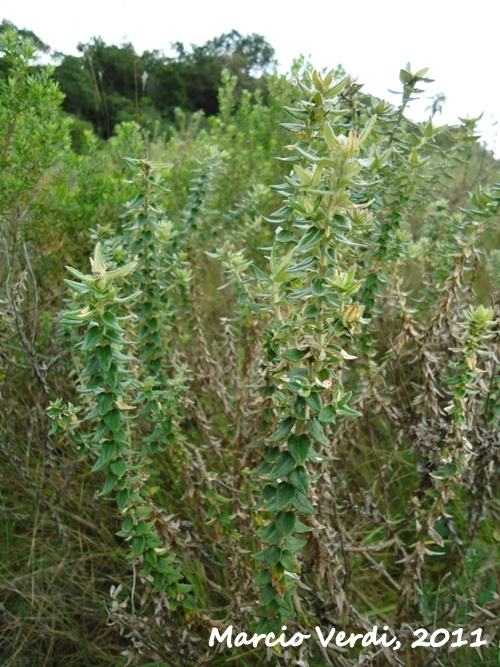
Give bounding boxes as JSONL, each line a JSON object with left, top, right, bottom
{"left": 345, "top": 129, "right": 358, "bottom": 155}
{"left": 465, "top": 356, "right": 477, "bottom": 371}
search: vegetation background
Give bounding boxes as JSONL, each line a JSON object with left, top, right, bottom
{"left": 0, "top": 20, "right": 498, "bottom": 667}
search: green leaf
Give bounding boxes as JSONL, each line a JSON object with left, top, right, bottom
{"left": 110, "top": 458, "right": 127, "bottom": 478}
{"left": 262, "top": 484, "right": 277, "bottom": 503}
{"left": 263, "top": 446, "right": 281, "bottom": 463}
{"left": 102, "top": 363, "right": 119, "bottom": 389}
{"left": 297, "top": 226, "right": 325, "bottom": 253}
{"left": 90, "top": 442, "right": 115, "bottom": 472}
{"left": 82, "top": 326, "right": 103, "bottom": 351}
{"left": 182, "top": 596, "right": 197, "bottom": 611}
{"left": 65, "top": 265, "right": 91, "bottom": 282}
{"left": 294, "top": 399, "right": 306, "bottom": 421}
{"left": 293, "top": 491, "right": 317, "bottom": 515}
{"left": 288, "top": 434, "right": 310, "bottom": 464}
{"left": 255, "top": 570, "right": 271, "bottom": 586}
{"left": 325, "top": 75, "right": 348, "bottom": 98}
{"left": 311, "top": 278, "right": 326, "bottom": 296}
{"left": 443, "top": 376, "right": 462, "bottom": 386}
{"left": 257, "top": 521, "right": 280, "bottom": 543}
{"left": 132, "top": 535, "right": 145, "bottom": 555}
{"left": 248, "top": 303, "right": 270, "bottom": 313}
{"left": 289, "top": 466, "right": 309, "bottom": 495}
{"left": 275, "top": 482, "right": 296, "bottom": 510}
{"left": 123, "top": 156, "right": 139, "bottom": 171}
{"left": 332, "top": 232, "right": 361, "bottom": 247}
{"left": 146, "top": 536, "right": 164, "bottom": 551}
{"left": 156, "top": 557, "right": 171, "bottom": 574}
{"left": 166, "top": 569, "right": 184, "bottom": 584}
{"left": 415, "top": 67, "right": 429, "bottom": 78}
{"left": 114, "top": 290, "right": 142, "bottom": 305}
{"left": 82, "top": 354, "right": 100, "bottom": 377}
{"left": 153, "top": 572, "right": 166, "bottom": 590}
{"left": 105, "top": 261, "right": 138, "bottom": 280}
{"left": 254, "top": 545, "right": 281, "bottom": 567}
{"left": 287, "top": 376, "right": 310, "bottom": 395}
{"left": 63, "top": 279, "right": 93, "bottom": 295}
{"left": 318, "top": 405, "right": 337, "bottom": 423}
{"left": 442, "top": 463, "right": 458, "bottom": 477}
{"left": 308, "top": 448, "right": 331, "bottom": 463}
{"left": 453, "top": 388, "right": 467, "bottom": 399}
{"left": 294, "top": 164, "right": 312, "bottom": 185}
{"left": 97, "top": 392, "right": 114, "bottom": 416}
{"left": 103, "top": 409, "right": 121, "bottom": 433}
{"left": 103, "top": 329, "right": 125, "bottom": 344}
{"left": 261, "top": 583, "right": 278, "bottom": 604}
{"left": 308, "top": 417, "right": 330, "bottom": 446}
{"left": 135, "top": 521, "right": 151, "bottom": 536}
{"left": 303, "top": 303, "right": 321, "bottom": 319}
{"left": 306, "top": 392, "right": 322, "bottom": 412}
{"left": 250, "top": 264, "right": 268, "bottom": 281}
{"left": 100, "top": 472, "right": 117, "bottom": 496}
{"left": 144, "top": 548, "right": 157, "bottom": 568}
{"left": 288, "top": 256, "right": 317, "bottom": 274}
{"left": 111, "top": 349, "right": 134, "bottom": 364}
{"left": 284, "top": 535, "right": 307, "bottom": 552}
{"left": 273, "top": 246, "right": 297, "bottom": 283}
{"left": 282, "top": 348, "right": 308, "bottom": 362}
{"left": 399, "top": 68, "right": 413, "bottom": 85}
{"left": 337, "top": 405, "right": 362, "bottom": 418}
{"left": 358, "top": 114, "right": 378, "bottom": 147}
{"left": 276, "top": 229, "right": 294, "bottom": 243}
{"left": 268, "top": 417, "right": 295, "bottom": 443}
{"left": 279, "top": 549, "right": 300, "bottom": 573}
{"left": 269, "top": 204, "right": 293, "bottom": 219}
{"left": 121, "top": 517, "right": 133, "bottom": 532}
{"left": 276, "top": 511, "right": 296, "bottom": 537}
{"left": 86, "top": 375, "right": 102, "bottom": 390}
{"left": 96, "top": 345, "right": 113, "bottom": 372}
{"left": 317, "top": 369, "right": 330, "bottom": 382}
{"left": 177, "top": 584, "right": 193, "bottom": 593}
{"left": 100, "top": 311, "right": 124, "bottom": 333}
{"left": 324, "top": 122, "right": 339, "bottom": 150}
{"left": 295, "top": 519, "right": 313, "bottom": 533}
{"left": 265, "top": 452, "right": 296, "bottom": 481}
{"left": 295, "top": 145, "right": 321, "bottom": 163}
{"left": 283, "top": 106, "right": 309, "bottom": 120}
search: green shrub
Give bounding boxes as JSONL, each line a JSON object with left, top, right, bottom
{"left": 1, "top": 28, "right": 498, "bottom": 667}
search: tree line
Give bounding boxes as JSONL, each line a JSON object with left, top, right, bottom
{"left": 1, "top": 19, "right": 277, "bottom": 137}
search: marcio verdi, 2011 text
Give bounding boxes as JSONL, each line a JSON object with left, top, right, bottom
{"left": 209, "top": 624, "right": 488, "bottom": 652}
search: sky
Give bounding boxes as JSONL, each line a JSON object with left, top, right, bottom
{"left": 3, "top": 0, "right": 499, "bottom": 155}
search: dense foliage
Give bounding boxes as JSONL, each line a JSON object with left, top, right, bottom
{"left": 0, "top": 25, "right": 499, "bottom": 667}
{"left": 1, "top": 20, "right": 275, "bottom": 139}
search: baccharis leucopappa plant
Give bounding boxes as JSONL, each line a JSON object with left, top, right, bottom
{"left": 444, "top": 305, "right": 496, "bottom": 446}
{"left": 58, "top": 243, "right": 194, "bottom": 611}
{"left": 249, "top": 68, "right": 377, "bottom": 632}
{"left": 118, "top": 158, "right": 191, "bottom": 465}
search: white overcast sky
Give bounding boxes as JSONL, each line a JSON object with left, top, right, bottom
{"left": 3, "top": 0, "right": 499, "bottom": 155}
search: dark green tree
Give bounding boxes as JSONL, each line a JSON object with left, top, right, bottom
{"left": 172, "top": 30, "right": 276, "bottom": 115}
{"left": 139, "top": 50, "right": 188, "bottom": 117}
{"left": 52, "top": 55, "right": 100, "bottom": 121}
{"left": 51, "top": 30, "right": 277, "bottom": 135}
